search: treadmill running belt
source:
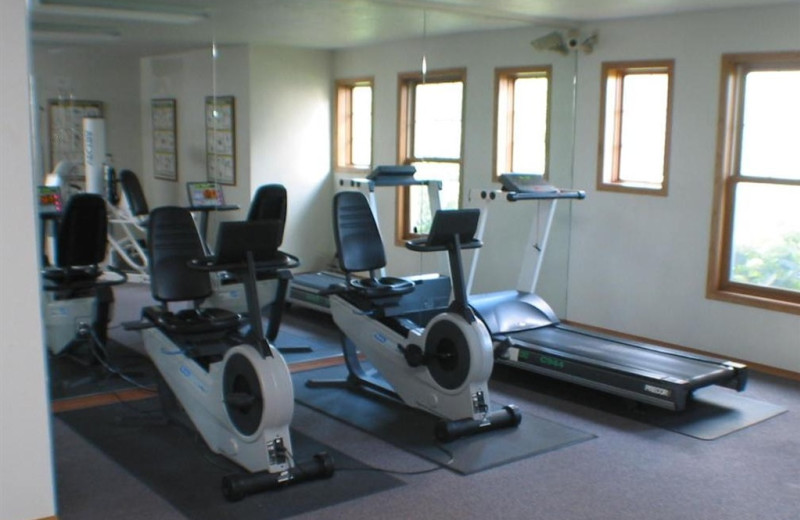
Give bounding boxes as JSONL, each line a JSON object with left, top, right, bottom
{"left": 509, "top": 326, "right": 734, "bottom": 386}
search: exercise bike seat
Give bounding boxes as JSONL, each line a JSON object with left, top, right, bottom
{"left": 41, "top": 193, "right": 125, "bottom": 289}
{"left": 145, "top": 206, "right": 242, "bottom": 336}
{"left": 348, "top": 276, "right": 414, "bottom": 297}
{"left": 333, "top": 191, "right": 414, "bottom": 298}
{"left": 142, "top": 306, "right": 241, "bottom": 335}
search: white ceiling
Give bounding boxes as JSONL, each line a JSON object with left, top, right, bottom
{"left": 30, "top": 0, "right": 798, "bottom": 55}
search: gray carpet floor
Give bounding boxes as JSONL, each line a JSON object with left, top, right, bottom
{"left": 51, "top": 282, "right": 800, "bottom": 520}
{"left": 53, "top": 371, "right": 800, "bottom": 520}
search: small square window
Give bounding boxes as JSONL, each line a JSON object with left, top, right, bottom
{"left": 597, "top": 61, "right": 674, "bottom": 195}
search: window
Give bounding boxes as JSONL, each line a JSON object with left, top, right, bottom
{"left": 494, "top": 66, "right": 551, "bottom": 180}
{"left": 397, "top": 69, "right": 465, "bottom": 239}
{"left": 334, "top": 78, "right": 373, "bottom": 171}
{"left": 597, "top": 60, "right": 674, "bottom": 195}
{"left": 708, "top": 52, "right": 800, "bottom": 314}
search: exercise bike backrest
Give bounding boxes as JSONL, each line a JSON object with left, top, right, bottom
{"left": 147, "top": 206, "right": 213, "bottom": 303}
{"left": 248, "top": 184, "right": 287, "bottom": 245}
{"left": 120, "top": 170, "right": 149, "bottom": 218}
{"left": 55, "top": 193, "right": 108, "bottom": 271}
{"left": 332, "top": 190, "right": 413, "bottom": 297}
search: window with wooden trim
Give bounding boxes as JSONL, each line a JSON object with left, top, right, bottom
{"left": 334, "top": 78, "right": 373, "bottom": 172}
{"left": 494, "top": 66, "right": 551, "bottom": 181}
{"left": 397, "top": 69, "right": 465, "bottom": 239}
{"left": 597, "top": 60, "right": 674, "bottom": 195}
{"left": 708, "top": 52, "right": 800, "bottom": 314}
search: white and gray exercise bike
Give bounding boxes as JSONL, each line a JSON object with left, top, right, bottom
{"left": 308, "top": 191, "right": 521, "bottom": 442}
{"left": 135, "top": 206, "right": 333, "bottom": 501}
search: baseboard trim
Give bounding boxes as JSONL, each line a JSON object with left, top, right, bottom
{"left": 562, "top": 320, "right": 800, "bottom": 381}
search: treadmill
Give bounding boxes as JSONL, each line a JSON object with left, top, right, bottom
{"left": 467, "top": 174, "right": 747, "bottom": 411}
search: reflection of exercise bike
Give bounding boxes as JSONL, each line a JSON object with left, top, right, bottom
{"left": 202, "top": 184, "right": 292, "bottom": 342}
{"left": 41, "top": 193, "right": 126, "bottom": 360}
{"left": 308, "top": 191, "right": 521, "bottom": 442}
{"left": 137, "top": 207, "right": 333, "bottom": 501}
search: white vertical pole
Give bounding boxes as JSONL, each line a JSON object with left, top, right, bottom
{"left": 466, "top": 189, "right": 492, "bottom": 296}
{"left": 516, "top": 198, "right": 558, "bottom": 294}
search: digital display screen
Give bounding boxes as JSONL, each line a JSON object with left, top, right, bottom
{"left": 187, "top": 182, "right": 224, "bottom": 208}
{"left": 37, "top": 186, "right": 62, "bottom": 214}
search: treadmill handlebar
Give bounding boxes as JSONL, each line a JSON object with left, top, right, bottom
{"left": 505, "top": 189, "right": 586, "bottom": 202}
{"left": 477, "top": 189, "right": 586, "bottom": 202}
{"left": 344, "top": 177, "right": 443, "bottom": 189}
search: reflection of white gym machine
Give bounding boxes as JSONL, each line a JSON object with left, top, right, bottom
{"left": 135, "top": 207, "right": 333, "bottom": 501}
{"left": 106, "top": 169, "right": 150, "bottom": 282}
{"left": 308, "top": 191, "right": 521, "bottom": 441}
{"left": 40, "top": 192, "right": 126, "bottom": 359}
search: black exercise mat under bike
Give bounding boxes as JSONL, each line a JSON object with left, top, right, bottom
{"left": 292, "top": 364, "right": 596, "bottom": 474}
{"left": 492, "top": 364, "right": 787, "bottom": 440}
{"left": 56, "top": 399, "right": 403, "bottom": 520}
{"left": 48, "top": 338, "right": 158, "bottom": 401}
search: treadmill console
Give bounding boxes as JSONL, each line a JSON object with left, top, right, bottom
{"left": 368, "top": 165, "right": 417, "bottom": 180}
{"left": 499, "top": 174, "right": 559, "bottom": 194}
{"left": 187, "top": 181, "right": 225, "bottom": 208}
{"left": 37, "top": 186, "right": 63, "bottom": 216}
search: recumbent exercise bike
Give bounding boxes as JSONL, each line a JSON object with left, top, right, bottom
{"left": 135, "top": 206, "right": 333, "bottom": 501}
{"left": 308, "top": 191, "right": 521, "bottom": 442}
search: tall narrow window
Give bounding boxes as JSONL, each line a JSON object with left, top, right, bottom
{"left": 494, "top": 66, "right": 551, "bottom": 180}
{"left": 597, "top": 60, "right": 674, "bottom": 195}
{"left": 335, "top": 78, "right": 373, "bottom": 171}
{"left": 708, "top": 52, "right": 800, "bottom": 314}
{"left": 397, "top": 69, "right": 465, "bottom": 239}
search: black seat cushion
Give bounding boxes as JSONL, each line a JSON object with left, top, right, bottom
{"left": 143, "top": 306, "right": 241, "bottom": 335}
{"left": 350, "top": 276, "right": 414, "bottom": 297}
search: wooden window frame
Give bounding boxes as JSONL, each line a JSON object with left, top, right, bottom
{"left": 493, "top": 66, "right": 552, "bottom": 182}
{"left": 334, "top": 77, "right": 373, "bottom": 173}
{"left": 707, "top": 51, "right": 800, "bottom": 315}
{"left": 396, "top": 68, "right": 466, "bottom": 243}
{"left": 596, "top": 60, "right": 674, "bottom": 196}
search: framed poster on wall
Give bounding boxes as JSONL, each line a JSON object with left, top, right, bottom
{"left": 48, "top": 99, "right": 103, "bottom": 172}
{"left": 151, "top": 98, "right": 178, "bottom": 181}
{"left": 205, "top": 95, "right": 236, "bottom": 185}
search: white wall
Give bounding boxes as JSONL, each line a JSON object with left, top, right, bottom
{"left": 32, "top": 46, "right": 143, "bottom": 181}
{"left": 568, "top": 4, "right": 800, "bottom": 370}
{"left": 0, "top": 0, "right": 57, "bottom": 519}
{"left": 140, "top": 45, "right": 251, "bottom": 246}
{"left": 333, "top": 5, "right": 800, "bottom": 371}
{"left": 249, "top": 46, "right": 334, "bottom": 271}
{"left": 333, "top": 26, "right": 579, "bottom": 315}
